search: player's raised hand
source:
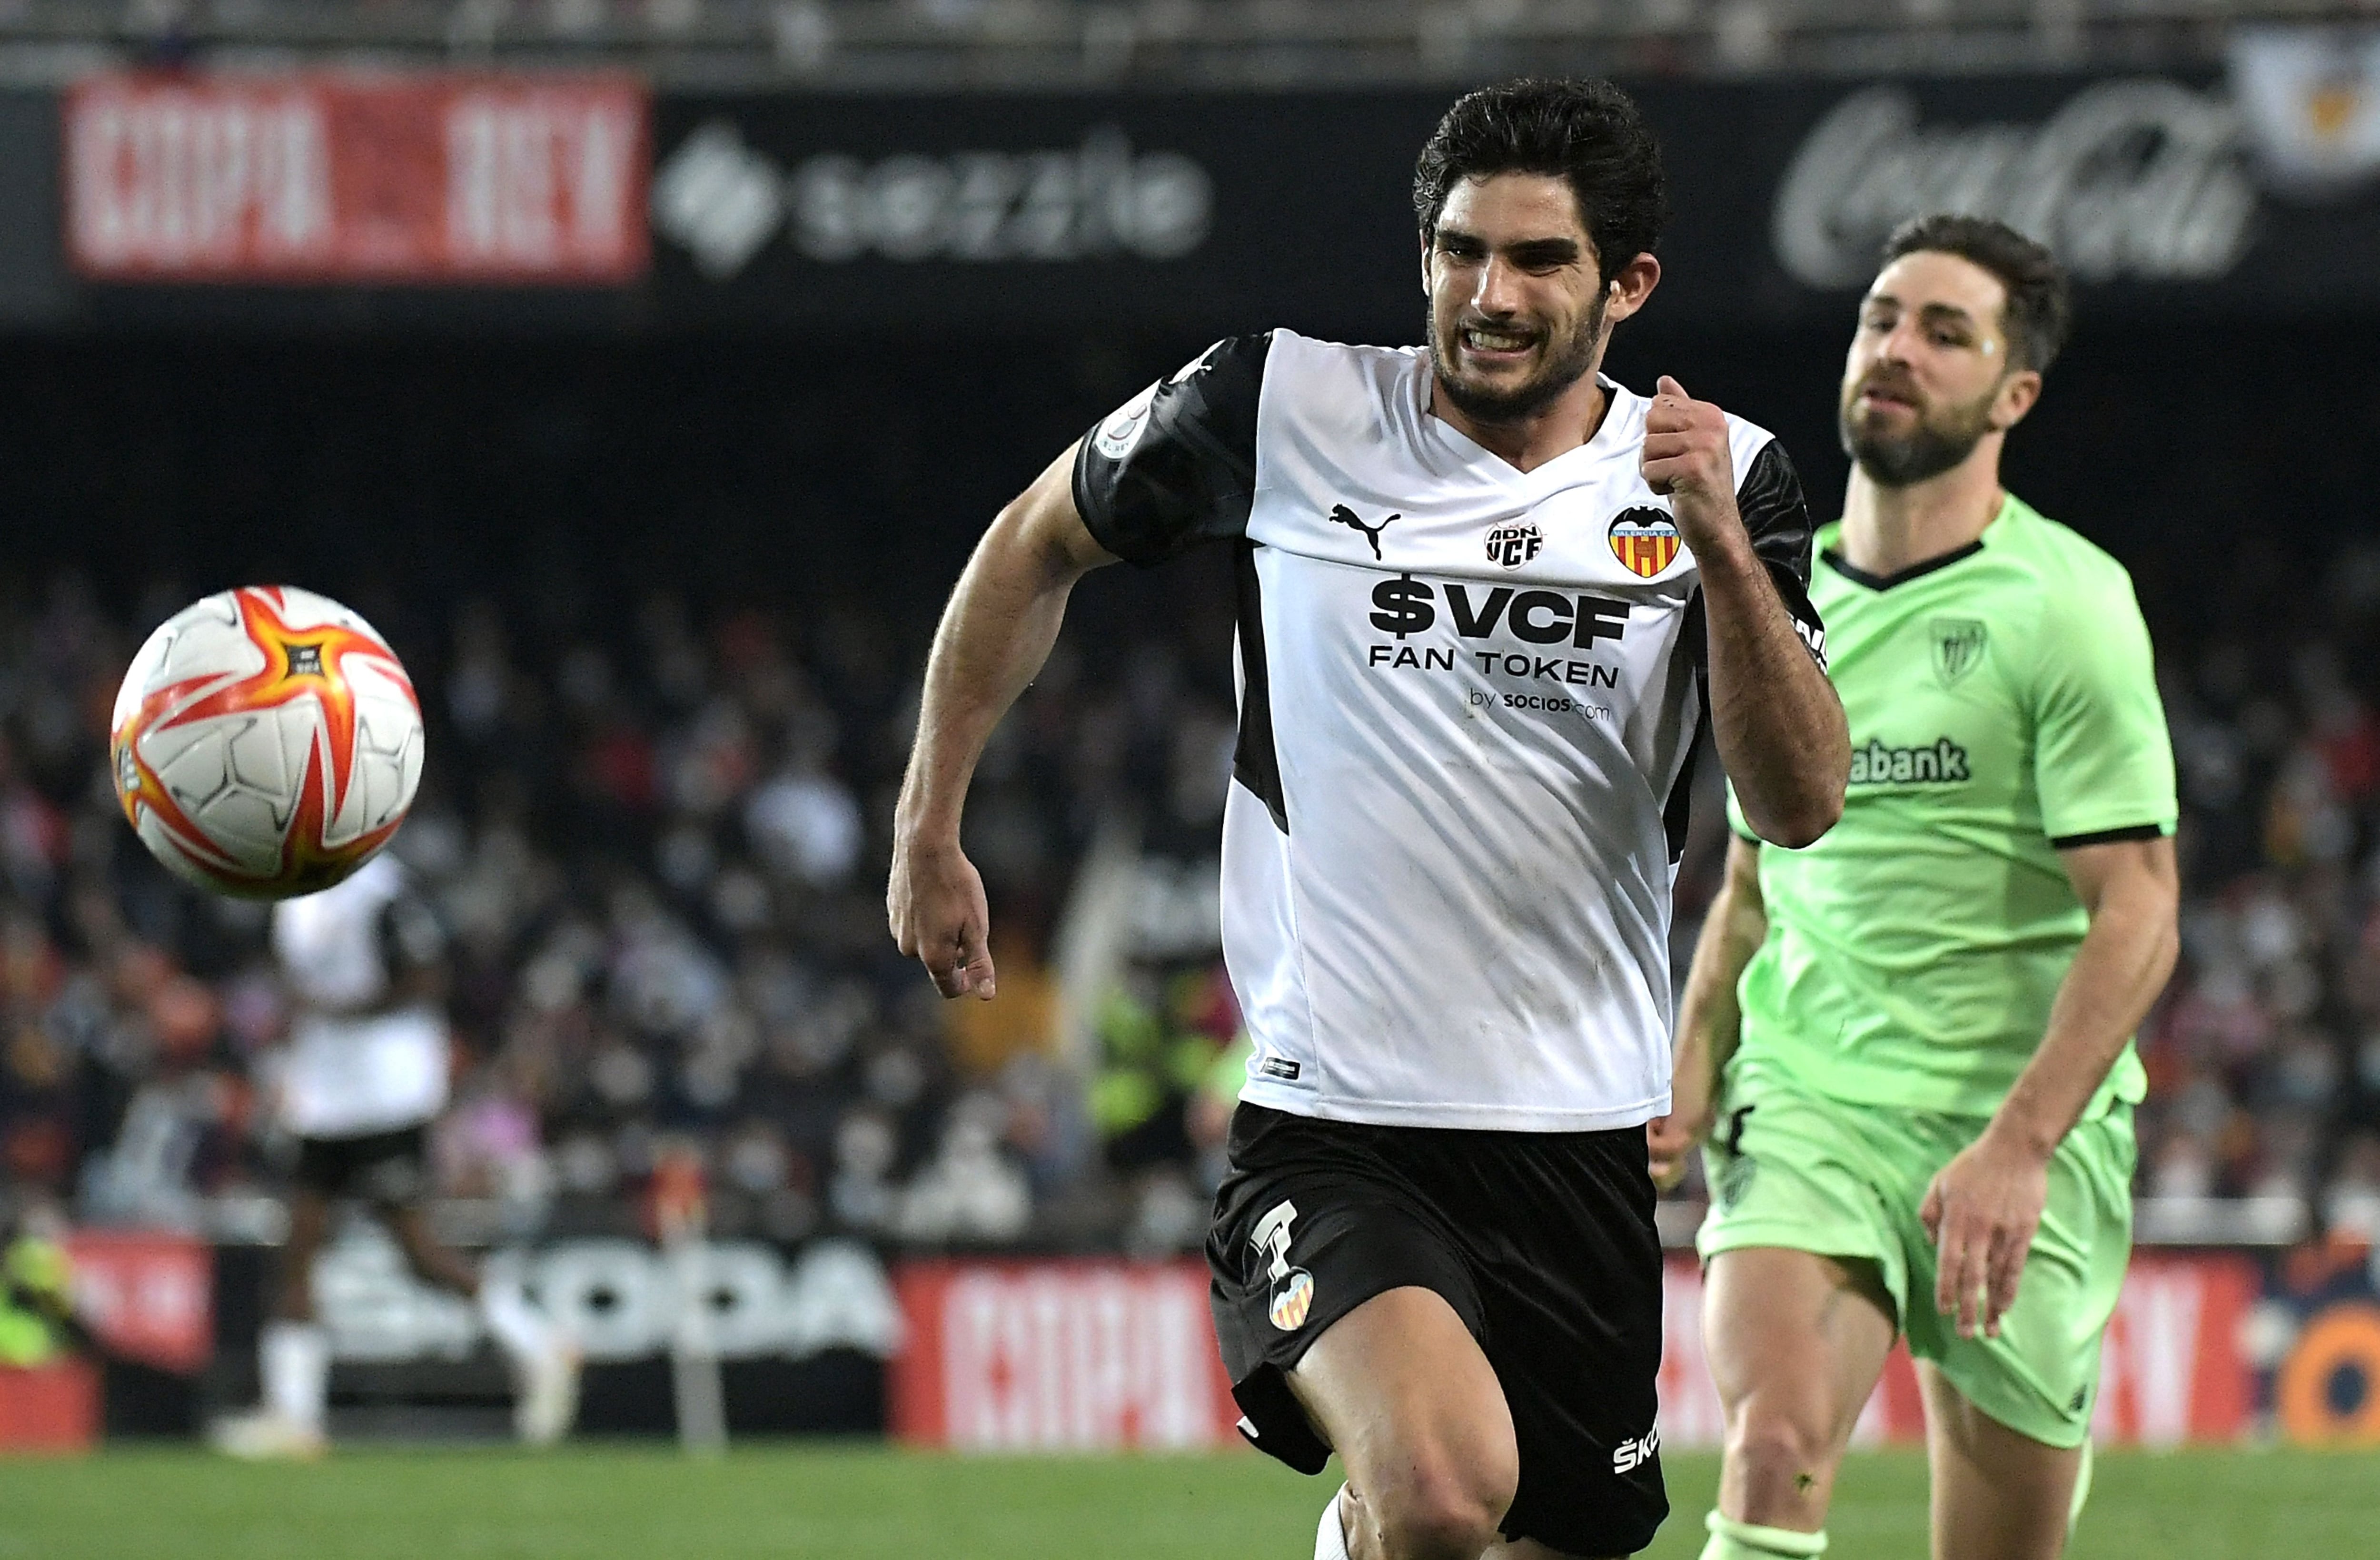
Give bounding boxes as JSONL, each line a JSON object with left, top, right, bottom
{"left": 1919, "top": 1127, "right": 2050, "bottom": 1340}
{"left": 1638, "top": 375, "right": 1740, "bottom": 555}
{"left": 887, "top": 838, "right": 998, "bottom": 1001}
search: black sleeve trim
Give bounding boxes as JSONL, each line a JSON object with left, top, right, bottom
{"left": 1663, "top": 593, "right": 1710, "bottom": 860}
{"left": 1230, "top": 539, "right": 1288, "bottom": 834}
{"left": 1735, "top": 438, "right": 1827, "bottom": 669}
{"left": 2049, "top": 823, "right": 2170, "bottom": 849}
{"left": 1072, "top": 333, "right": 1270, "bottom": 569}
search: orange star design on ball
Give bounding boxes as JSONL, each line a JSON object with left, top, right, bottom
{"left": 111, "top": 586, "right": 419, "bottom": 895}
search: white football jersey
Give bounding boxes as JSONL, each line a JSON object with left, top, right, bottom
{"left": 270, "top": 854, "right": 450, "bottom": 1138}
{"left": 1075, "top": 331, "right": 1825, "bottom": 1132}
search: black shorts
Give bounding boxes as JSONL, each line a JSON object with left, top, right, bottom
{"left": 293, "top": 1125, "right": 431, "bottom": 1205}
{"left": 1207, "top": 1104, "right": 1666, "bottom": 1557}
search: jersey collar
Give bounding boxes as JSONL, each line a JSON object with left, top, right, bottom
{"left": 1413, "top": 361, "right": 1631, "bottom": 479}
{"left": 1821, "top": 491, "right": 2013, "bottom": 591}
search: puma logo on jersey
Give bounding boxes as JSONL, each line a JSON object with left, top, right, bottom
{"left": 1848, "top": 737, "right": 1970, "bottom": 785}
{"left": 1330, "top": 504, "right": 1399, "bottom": 560}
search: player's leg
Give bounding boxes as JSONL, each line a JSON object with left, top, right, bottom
{"left": 260, "top": 1183, "right": 334, "bottom": 1432}
{"left": 1695, "top": 1079, "right": 1914, "bottom": 1558}
{"left": 1290, "top": 1285, "right": 1520, "bottom": 1560}
{"left": 1900, "top": 1108, "right": 2132, "bottom": 1560}
{"left": 368, "top": 1128, "right": 581, "bottom": 1444}
{"left": 216, "top": 1161, "right": 336, "bottom": 1457}
{"left": 1916, "top": 1363, "right": 2082, "bottom": 1560}
{"left": 1704, "top": 1247, "right": 1897, "bottom": 1552}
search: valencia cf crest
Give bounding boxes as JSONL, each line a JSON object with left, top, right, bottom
{"left": 1269, "top": 1268, "right": 1316, "bottom": 1331}
{"left": 1931, "top": 617, "right": 1989, "bottom": 686}
{"left": 1608, "top": 508, "right": 1681, "bottom": 578}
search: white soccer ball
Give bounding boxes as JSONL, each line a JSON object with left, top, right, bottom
{"left": 109, "top": 586, "right": 425, "bottom": 899}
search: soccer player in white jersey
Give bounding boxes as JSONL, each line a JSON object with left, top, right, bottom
{"left": 211, "top": 853, "right": 578, "bottom": 1458}
{"left": 890, "top": 79, "right": 1848, "bottom": 1559}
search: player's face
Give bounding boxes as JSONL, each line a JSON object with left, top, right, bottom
{"left": 1424, "top": 174, "right": 1614, "bottom": 425}
{"left": 1839, "top": 251, "right": 2038, "bottom": 487}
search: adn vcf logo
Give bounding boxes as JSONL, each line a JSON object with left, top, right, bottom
{"left": 1485, "top": 521, "right": 1542, "bottom": 569}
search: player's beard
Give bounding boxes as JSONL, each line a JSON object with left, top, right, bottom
{"left": 1429, "top": 289, "right": 1607, "bottom": 426}
{"left": 1839, "top": 376, "right": 1998, "bottom": 488}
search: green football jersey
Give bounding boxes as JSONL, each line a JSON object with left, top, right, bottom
{"left": 1725, "top": 493, "right": 2176, "bottom": 1118}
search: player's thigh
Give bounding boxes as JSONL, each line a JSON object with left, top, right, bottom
{"left": 1696, "top": 1080, "right": 1905, "bottom": 1444}
{"left": 1917, "top": 1362, "right": 2082, "bottom": 1560}
{"left": 1704, "top": 1246, "right": 1897, "bottom": 1443}
{"left": 1291, "top": 1285, "right": 1520, "bottom": 1532}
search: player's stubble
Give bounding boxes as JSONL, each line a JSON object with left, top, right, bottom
{"left": 1428, "top": 286, "right": 1610, "bottom": 427}
{"left": 1839, "top": 363, "right": 1999, "bottom": 487}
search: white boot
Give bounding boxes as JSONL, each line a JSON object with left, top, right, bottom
{"left": 482, "top": 1280, "right": 581, "bottom": 1447}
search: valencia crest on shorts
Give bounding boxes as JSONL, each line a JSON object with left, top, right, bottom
{"left": 1268, "top": 1267, "right": 1316, "bottom": 1330}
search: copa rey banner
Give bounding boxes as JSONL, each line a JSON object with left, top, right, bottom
{"left": 651, "top": 66, "right": 2380, "bottom": 334}
{"left": 62, "top": 71, "right": 650, "bottom": 285}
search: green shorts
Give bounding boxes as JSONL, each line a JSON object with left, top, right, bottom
{"left": 1695, "top": 1064, "right": 2135, "bottom": 1448}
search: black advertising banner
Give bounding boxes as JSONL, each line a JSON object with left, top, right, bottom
{"left": 649, "top": 69, "right": 2380, "bottom": 336}
{"left": 648, "top": 91, "right": 1443, "bottom": 338}
{"left": 20, "top": 59, "right": 2380, "bottom": 334}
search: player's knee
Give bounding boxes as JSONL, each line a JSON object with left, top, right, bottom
{"left": 1724, "top": 1406, "right": 1840, "bottom": 1503}
{"left": 1365, "top": 1450, "right": 1514, "bottom": 1560}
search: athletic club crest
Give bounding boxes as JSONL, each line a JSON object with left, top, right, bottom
{"left": 1932, "top": 617, "right": 1989, "bottom": 686}
{"left": 1608, "top": 508, "right": 1680, "bottom": 578}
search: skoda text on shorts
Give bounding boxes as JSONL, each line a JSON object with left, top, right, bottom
{"left": 890, "top": 79, "right": 1848, "bottom": 1560}
{"left": 1650, "top": 216, "right": 2182, "bottom": 1560}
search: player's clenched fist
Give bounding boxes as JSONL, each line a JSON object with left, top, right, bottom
{"left": 887, "top": 837, "right": 999, "bottom": 1001}
{"left": 1638, "top": 374, "right": 1740, "bottom": 556}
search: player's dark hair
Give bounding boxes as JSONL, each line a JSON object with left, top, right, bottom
{"left": 1413, "top": 78, "right": 1667, "bottom": 285}
{"left": 1881, "top": 214, "right": 2072, "bottom": 376}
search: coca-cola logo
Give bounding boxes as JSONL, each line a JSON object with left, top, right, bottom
{"left": 1773, "top": 82, "right": 2257, "bottom": 287}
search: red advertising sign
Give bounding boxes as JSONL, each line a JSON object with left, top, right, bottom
{"left": 64, "top": 72, "right": 649, "bottom": 284}
{"left": 63, "top": 1229, "right": 212, "bottom": 1374}
{"left": 1660, "top": 1253, "right": 2259, "bottom": 1446}
{"left": 891, "top": 1260, "right": 1242, "bottom": 1451}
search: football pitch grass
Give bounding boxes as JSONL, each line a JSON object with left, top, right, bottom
{"left": 3, "top": 1442, "right": 2373, "bottom": 1559}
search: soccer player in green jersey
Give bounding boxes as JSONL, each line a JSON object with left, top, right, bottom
{"left": 1647, "top": 214, "right": 2180, "bottom": 1560}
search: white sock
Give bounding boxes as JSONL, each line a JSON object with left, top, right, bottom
{"left": 261, "top": 1321, "right": 330, "bottom": 1430}
{"left": 1314, "top": 1483, "right": 1352, "bottom": 1560}
{"left": 479, "top": 1279, "right": 557, "bottom": 1363}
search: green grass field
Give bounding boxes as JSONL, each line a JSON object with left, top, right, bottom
{"left": 2, "top": 1443, "right": 2373, "bottom": 1558}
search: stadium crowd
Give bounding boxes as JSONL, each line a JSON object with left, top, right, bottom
{"left": 1, "top": 544, "right": 2378, "bottom": 1254}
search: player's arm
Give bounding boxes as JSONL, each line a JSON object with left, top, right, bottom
{"left": 1923, "top": 566, "right": 2180, "bottom": 1340}
{"left": 890, "top": 447, "right": 1118, "bottom": 999}
{"left": 371, "top": 892, "right": 448, "bottom": 1014}
{"left": 1640, "top": 377, "right": 1847, "bottom": 848}
{"left": 891, "top": 334, "right": 1270, "bottom": 1000}
{"left": 1649, "top": 832, "right": 1766, "bottom": 1188}
{"left": 1922, "top": 834, "right": 2177, "bottom": 1340}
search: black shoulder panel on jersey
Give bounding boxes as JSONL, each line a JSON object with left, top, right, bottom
{"left": 377, "top": 892, "right": 447, "bottom": 975}
{"left": 1735, "top": 438, "right": 1828, "bottom": 670}
{"left": 1231, "top": 540, "right": 1288, "bottom": 834}
{"left": 1663, "top": 592, "right": 1710, "bottom": 862}
{"left": 1072, "top": 332, "right": 1271, "bottom": 569}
